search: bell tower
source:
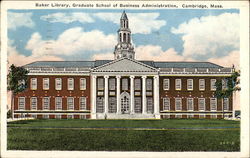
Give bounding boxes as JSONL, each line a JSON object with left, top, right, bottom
{"left": 114, "top": 11, "right": 135, "bottom": 60}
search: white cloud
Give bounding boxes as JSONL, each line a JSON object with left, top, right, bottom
{"left": 8, "top": 45, "right": 63, "bottom": 67}
{"left": 208, "top": 50, "right": 239, "bottom": 68}
{"left": 40, "top": 12, "right": 94, "bottom": 23}
{"left": 135, "top": 45, "right": 194, "bottom": 61}
{"left": 8, "top": 12, "right": 35, "bottom": 30}
{"left": 94, "top": 12, "right": 166, "bottom": 34}
{"left": 92, "top": 45, "right": 194, "bottom": 61}
{"left": 25, "top": 27, "right": 117, "bottom": 57}
{"left": 171, "top": 13, "right": 239, "bottom": 59}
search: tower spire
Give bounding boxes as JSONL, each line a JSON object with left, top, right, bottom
{"left": 114, "top": 11, "right": 135, "bottom": 60}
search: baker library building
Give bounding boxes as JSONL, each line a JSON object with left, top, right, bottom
{"left": 13, "top": 11, "right": 234, "bottom": 119}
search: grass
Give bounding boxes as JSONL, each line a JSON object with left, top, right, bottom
{"left": 7, "top": 119, "right": 240, "bottom": 151}
{"left": 8, "top": 119, "right": 240, "bottom": 128}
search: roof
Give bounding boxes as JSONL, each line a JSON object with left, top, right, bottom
{"left": 24, "top": 60, "right": 224, "bottom": 69}
{"left": 24, "top": 61, "right": 95, "bottom": 68}
{"left": 154, "top": 62, "right": 223, "bottom": 68}
{"left": 121, "top": 11, "right": 128, "bottom": 20}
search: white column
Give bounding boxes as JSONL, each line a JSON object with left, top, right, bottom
{"left": 91, "top": 75, "right": 97, "bottom": 119}
{"left": 142, "top": 76, "right": 147, "bottom": 114}
{"left": 130, "top": 76, "right": 135, "bottom": 114}
{"left": 154, "top": 76, "right": 160, "bottom": 119}
{"left": 104, "top": 75, "right": 109, "bottom": 114}
{"left": 116, "top": 75, "right": 121, "bottom": 114}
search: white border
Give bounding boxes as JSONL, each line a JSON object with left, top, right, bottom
{"left": 1, "top": 1, "right": 249, "bottom": 158}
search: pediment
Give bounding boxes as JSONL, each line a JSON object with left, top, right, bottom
{"left": 92, "top": 58, "right": 157, "bottom": 72}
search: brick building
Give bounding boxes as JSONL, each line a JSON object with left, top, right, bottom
{"left": 13, "top": 11, "right": 233, "bottom": 119}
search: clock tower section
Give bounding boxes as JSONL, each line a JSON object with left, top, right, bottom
{"left": 114, "top": 11, "right": 135, "bottom": 60}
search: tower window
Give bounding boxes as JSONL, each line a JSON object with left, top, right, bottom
{"left": 128, "top": 34, "right": 130, "bottom": 43}
{"left": 119, "top": 33, "right": 122, "bottom": 42}
{"left": 123, "top": 33, "right": 126, "bottom": 42}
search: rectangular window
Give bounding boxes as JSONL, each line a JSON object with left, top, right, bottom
{"left": 43, "top": 78, "right": 49, "bottom": 90}
{"left": 222, "top": 79, "right": 228, "bottom": 90}
{"left": 30, "top": 78, "right": 37, "bottom": 90}
{"left": 108, "top": 97, "right": 117, "bottom": 113}
{"left": 134, "top": 78, "right": 141, "bottom": 90}
{"left": 109, "top": 78, "right": 116, "bottom": 90}
{"left": 31, "top": 114, "right": 37, "bottom": 118}
{"left": 55, "top": 97, "right": 62, "bottom": 110}
{"left": 68, "top": 78, "right": 74, "bottom": 90}
{"left": 199, "top": 79, "right": 205, "bottom": 91}
{"left": 211, "top": 79, "right": 216, "bottom": 91}
{"left": 122, "top": 78, "right": 128, "bottom": 90}
{"left": 30, "top": 97, "right": 37, "bottom": 110}
{"left": 80, "top": 78, "right": 86, "bottom": 90}
{"left": 146, "top": 97, "right": 153, "bottom": 113}
{"left": 187, "top": 79, "right": 193, "bottom": 90}
{"left": 55, "top": 114, "right": 61, "bottom": 119}
{"left": 210, "top": 98, "right": 217, "bottom": 111}
{"left": 18, "top": 97, "right": 25, "bottom": 110}
{"left": 187, "top": 98, "right": 194, "bottom": 111}
{"left": 163, "top": 79, "right": 170, "bottom": 90}
{"left": 43, "top": 115, "right": 49, "bottom": 119}
{"left": 79, "top": 97, "right": 87, "bottom": 110}
{"left": 67, "top": 114, "right": 74, "bottom": 119}
{"left": 96, "top": 97, "right": 104, "bottom": 113}
{"left": 187, "top": 114, "right": 194, "bottom": 118}
{"left": 175, "top": 98, "right": 182, "bottom": 111}
{"left": 176, "top": 114, "right": 182, "bottom": 118}
{"left": 80, "top": 115, "right": 86, "bottom": 119}
{"left": 175, "top": 79, "right": 181, "bottom": 90}
{"left": 55, "top": 78, "right": 62, "bottom": 90}
{"left": 43, "top": 97, "right": 50, "bottom": 110}
{"left": 199, "top": 114, "right": 206, "bottom": 119}
{"left": 134, "top": 97, "right": 142, "bottom": 113}
{"left": 223, "top": 98, "right": 229, "bottom": 111}
{"left": 198, "top": 98, "right": 205, "bottom": 111}
{"left": 97, "top": 78, "right": 104, "bottom": 90}
{"left": 146, "top": 78, "right": 153, "bottom": 91}
{"left": 163, "top": 97, "right": 170, "bottom": 111}
{"left": 211, "top": 114, "right": 217, "bottom": 119}
{"left": 67, "top": 97, "right": 74, "bottom": 110}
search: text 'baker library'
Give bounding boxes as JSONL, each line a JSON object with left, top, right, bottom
{"left": 13, "top": 11, "right": 234, "bottom": 119}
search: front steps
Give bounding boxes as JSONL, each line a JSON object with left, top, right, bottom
{"left": 94, "top": 113, "right": 159, "bottom": 119}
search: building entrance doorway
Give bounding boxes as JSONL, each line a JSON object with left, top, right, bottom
{"left": 121, "top": 92, "right": 130, "bottom": 114}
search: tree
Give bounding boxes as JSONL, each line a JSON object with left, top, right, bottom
{"left": 215, "top": 70, "right": 240, "bottom": 118}
{"left": 7, "top": 64, "right": 29, "bottom": 118}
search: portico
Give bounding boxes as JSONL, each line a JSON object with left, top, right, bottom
{"left": 91, "top": 58, "right": 160, "bottom": 119}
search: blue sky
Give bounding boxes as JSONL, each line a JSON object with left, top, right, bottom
{"left": 7, "top": 9, "right": 240, "bottom": 67}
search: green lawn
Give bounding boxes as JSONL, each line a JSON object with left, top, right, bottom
{"left": 7, "top": 119, "right": 240, "bottom": 151}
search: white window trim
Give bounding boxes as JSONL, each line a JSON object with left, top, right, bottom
{"left": 198, "top": 98, "right": 205, "bottom": 111}
{"left": 211, "top": 79, "right": 216, "bottom": 91}
{"left": 18, "top": 97, "right": 25, "bottom": 110}
{"left": 187, "top": 114, "right": 194, "bottom": 118}
{"left": 68, "top": 78, "right": 74, "bottom": 90}
{"left": 43, "top": 97, "right": 50, "bottom": 110}
{"left": 187, "top": 98, "right": 194, "bottom": 111}
{"left": 55, "top": 78, "right": 62, "bottom": 90}
{"left": 30, "top": 97, "right": 37, "bottom": 110}
{"left": 163, "top": 79, "right": 170, "bottom": 90}
{"left": 163, "top": 97, "right": 170, "bottom": 111}
{"left": 79, "top": 97, "right": 87, "bottom": 110}
{"left": 187, "top": 79, "right": 193, "bottom": 91}
{"left": 55, "top": 97, "right": 62, "bottom": 110}
{"left": 223, "top": 98, "right": 229, "bottom": 111}
{"left": 210, "top": 98, "right": 217, "bottom": 111}
{"left": 55, "top": 114, "right": 61, "bottom": 119}
{"left": 175, "top": 114, "right": 182, "bottom": 118}
{"left": 67, "top": 114, "right": 74, "bottom": 119}
{"left": 43, "top": 114, "right": 49, "bottom": 119}
{"left": 199, "top": 114, "right": 206, "bottom": 119}
{"left": 43, "top": 78, "right": 49, "bottom": 90}
{"left": 175, "top": 79, "right": 181, "bottom": 90}
{"left": 199, "top": 79, "right": 205, "bottom": 91}
{"left": 80, "top": 78, "right": 86, "bottom": 90}
{"left": 30, "top": 78, "right": 37, "bottom": 90}
{"left": 175, "top": 98, "right": 182, "bottom": 111}
{"left": 67, "top": 97, "right": 74, "bottom": 110}
{"left": 210, "top": 114, "right": 217, "bottom": 119}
